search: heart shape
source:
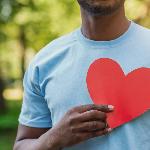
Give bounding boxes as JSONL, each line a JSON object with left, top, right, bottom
{"left": 86, "top": 58, "right": 150, "bottom": 129}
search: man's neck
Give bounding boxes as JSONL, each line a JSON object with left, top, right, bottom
{"left": 80, "top": 5, "right": 130, "bottom": 41}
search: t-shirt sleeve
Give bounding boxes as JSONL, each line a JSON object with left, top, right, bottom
{"left": 18, "top": 62, "right": 52, "bottom": 128}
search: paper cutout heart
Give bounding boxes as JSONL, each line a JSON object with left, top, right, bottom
{"left": 86, "top": 58, "right": 150, "bottom": 129}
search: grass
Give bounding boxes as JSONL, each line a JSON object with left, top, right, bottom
{"left": 0, "top": 100, "right": 22, "bottom": 150}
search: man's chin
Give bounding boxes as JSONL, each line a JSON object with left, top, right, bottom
{"left": 88, "top": 0, "right": 117, "bottom": 7}
{"left": 78, "top": 0, "right": 123, "bottom": 16}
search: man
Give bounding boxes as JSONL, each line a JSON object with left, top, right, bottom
{"left": 14, "top": 0, "right": 150, "bottom": 150}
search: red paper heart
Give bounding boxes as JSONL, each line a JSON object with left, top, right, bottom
{"left": 86, "top": 58, "right": 150, "bottom": 129}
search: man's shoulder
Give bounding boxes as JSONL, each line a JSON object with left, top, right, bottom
{"left": 133, "top": 22, "right": 150, "bottom": 37}
{"left": 131, "top": 22, "right": 150, "bottom": 51}
{"left": 30, "top": 28, "right": 78, "bottom": 65}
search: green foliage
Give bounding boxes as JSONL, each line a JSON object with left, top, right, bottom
{"left": 0, "top": 0, "right": 80, "bottom": 80}
{"left": 0, "top": 129, "right": 16, "bottom": 150}
{"left": 0, "top": 100, "right": 22, "bottom": 150}
{"left": 0, "top": 100, "right": 21, "bottom": 129}
{"left": 126, "top": 0, "right": 150, "bottom": 27}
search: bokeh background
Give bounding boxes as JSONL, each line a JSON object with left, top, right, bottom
{"left": 0, "top": 0, "right": 150, "bottom": 149}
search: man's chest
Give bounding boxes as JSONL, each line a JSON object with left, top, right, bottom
{"left": 43, "top": 49, "right": 150, "bottom": 126}
{"left": 44, "top": 58, "right": 93, "bottom": 125}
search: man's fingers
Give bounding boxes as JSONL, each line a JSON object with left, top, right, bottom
{"left": 89, "top": 127, "right": 112, "bottom": 138}
{"left": 74, "top": 121, "right": 106, "bottom": 132}
{"left": 72, "top": 104, "right": 114, "bottom": 113}
{"left": 82, "top": 127, "right": 112, "bottom": 140}
{"left": 78, "top": 110, "right": 107, "bottom": 122}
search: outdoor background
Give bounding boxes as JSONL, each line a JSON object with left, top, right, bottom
{"left": 0, "top": 0, "right": 150, "bottom": 149}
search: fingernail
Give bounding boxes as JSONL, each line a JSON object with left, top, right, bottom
{"left": 107, "top": 128, "right": 112, "bottom": 132}
{"left": 108, "top": 105, "right": 114, "bottom": 110}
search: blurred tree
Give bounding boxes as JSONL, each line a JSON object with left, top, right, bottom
{"left": 0, "top": 0, "right": 80, "bottom": 112}
{"left": 0, "top": 0, "right": 80, "bottom": 78}
{"left": 0, "top": 77, "right": 6, "bottom": 112}
{"left": 126, "top": 0, "right": 150, "bottom": 27}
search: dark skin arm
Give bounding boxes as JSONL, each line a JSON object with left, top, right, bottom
{"left": 13, "top": 104, "right": 114, "bottom": 150}
{"left": 13, "top": 125, "right": 51, "bottom": 150}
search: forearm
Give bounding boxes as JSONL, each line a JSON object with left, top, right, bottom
{"left": 13, "top": 130, "right": 62, "bottom": 150}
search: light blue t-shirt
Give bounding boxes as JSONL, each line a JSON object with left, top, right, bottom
{"left": 19, "top": 21, "right": 150, "bottom": 150}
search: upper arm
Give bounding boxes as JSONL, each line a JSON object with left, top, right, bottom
{"left": 18, "top": 62, "right": 52, "bottom": 128}
{"left": 13, "top": 124, "right": 51, "bottom": 150}
{"left": 15, "top": 124, "right": 50, "bottom": 142}
{"left": 15, "top": 52, "right": 53, "bottom": 149}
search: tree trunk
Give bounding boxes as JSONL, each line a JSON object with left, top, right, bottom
{"left": 19, "top": 26, "right": 26, "bottom": 80}
{"left": 0, "top": 78, "right": 6, "bottom": 113}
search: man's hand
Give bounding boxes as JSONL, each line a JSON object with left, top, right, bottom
{"left": 46, "top": 104, "right": 114, "bottom": 149}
